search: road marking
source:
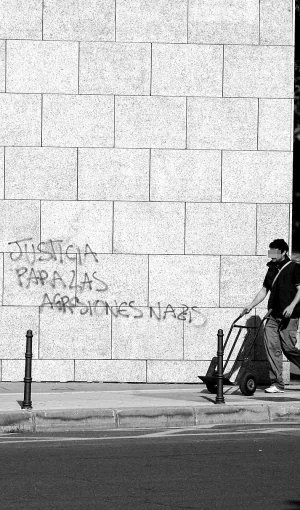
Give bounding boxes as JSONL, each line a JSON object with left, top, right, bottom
{"left": 1, "top": 425, "right": 300, "bottom": 445}
{"left": 138, "top": 426, "right": 213, "bottom": 438}
{"left": 139, "top": 426, "right": 300, "bottom": 438}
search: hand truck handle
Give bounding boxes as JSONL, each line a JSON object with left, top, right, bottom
{"left": 223, "top": 309, "right": 272, "bottom": 350}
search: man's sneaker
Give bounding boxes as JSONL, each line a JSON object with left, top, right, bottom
{"left": 264, "top": 385, "right": 284, "bottom": 393}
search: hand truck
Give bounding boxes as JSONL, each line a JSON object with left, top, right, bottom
{"left": 198, "top": 310, "right": 271, "bottom": 396}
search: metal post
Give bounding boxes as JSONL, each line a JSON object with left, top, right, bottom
{"left": 215, "top": 328, "right": 225, "bottom": 404}
{"left": 21, "top": 330, "right": 33, "bottom": 410}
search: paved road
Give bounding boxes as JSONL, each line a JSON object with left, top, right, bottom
{"left": 1, "top": 424, "right": 300, "bottom": 509}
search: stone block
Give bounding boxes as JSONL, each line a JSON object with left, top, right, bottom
{"left": 34, "top": 409, "right": 115, "bottom": 431}
{"left": 256, "top": 205, "right": 290, "bottom": 255}
{"left": 114, "top": 202, "right": 185, "bottom": 254}
{"left": 220, "top": 256, "right": 268, "bottom": 307}
{"left": 224, "top": 46, "right": 294, "bottom": 98}
{"left": 2, "top": 360, "right": 74, "bottom": 381}
{"left": 0, "top": 148, "right": 4, "bottom": 199}
{"left": 43, "top": 0, "right": 115, "bottom": 41}
{"left": 112, "top": 313, "right": 184, "bottom": 359}
{"left": 147, "top": 360, "right": 209, "bottom": 383}
{"left": 2, "top": 355, "right": 21, "bottom": 379}
{"left": 78, "top": 148, "right": 149, "bottom": 201}
{"left": 0, "top": 411, "right": 33, "bottom": 432}
{"left": 0, "top": 0, "right": 42, "bottom": 39}
{"left": 42, "top": 95, "right": 114, "bottom": 147}
{"left": 115, "top": 96, "right": 186, "bottom": 149}
{"left": 150, "top": 149, "right": 221, "bottom": 202}
{"left": 186, "top": 203, "right": 256, "bottom": 255}
{"left": 269, "top": 403, "right": 300, "bottom": 422}
{"left": 149, "top": 255, "right": 220, "bottom": 307}
{"left": 283, "top": 361, "right": 291, "bottom": 383}
{"left": 76, "top": 254, "right": 148, "bottom": 305}
{"left": 187, "top": 98, "right": 257, "bottom": 150}
{"left": 75, "top": 360, "right": 146, "bottom": 382}
{"left": 260, "top": 0, "right": 294, "bottom": 45}
{"left": 3, "top": 254, "right": 76, "bottom": 306}
{"left": 5, "top": 147, "right": 77, "bottom": 200}
{"left": 0, "top": 41, "right": 5, "bottom": 92}
{"left": 0, "top": 306, "right": 39, "bottom": 358}
{"left": 7, "top": 41, "right": 78, "bottom": 94}
{"left": 183, "top": 307, "right": 248, "bottom": 360}
{"left": 117, "top": 408, "right": 195, "bottom": 429}
{"left": 194, "top": 405, "right": 269, "bottom": 426}
{"left": 39, "top": 308, "right": 111, "bottom": 359}
{"left": 41, "top": 201, "right": 113, "bottom": 254}
{"left": 258, "top": 99, "right": 293, "bottom": 151}
{"left": 80, "top": 42, "right": 151, "bottom": 95}
{"left": 0, "top": 200, "right": 40, "bottom": 253}
{"left": 151, "top": 44, "right": 222, "bottom": 96}
{"left": 188, "top": 0, "right": 259, "bottom": 44}
{"left": 0, "top": 94, "right": 41, "bottom": 146}
{"left": 222, "top": 151, "right": 293, "bottom": 203}
{"left": 116, "top": 0, "right": 187, "bottom": 43}
{"left": 0, "top": 254, "right": 3, "bottom": 304}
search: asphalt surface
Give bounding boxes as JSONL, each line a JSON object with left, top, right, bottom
{"left": 1, "top": 423, "right": 300, "bottom": 509}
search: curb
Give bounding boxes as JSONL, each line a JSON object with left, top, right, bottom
{"left": 1, "top": 402, "right": 300, "bottom": 432}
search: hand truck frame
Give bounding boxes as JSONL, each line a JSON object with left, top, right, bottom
{"left": 198, "top": 310, "right": 271, "bottom": 396}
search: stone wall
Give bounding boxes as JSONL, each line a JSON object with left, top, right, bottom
{"left": 0, "top": 0, "right": 295, "bottom": 382}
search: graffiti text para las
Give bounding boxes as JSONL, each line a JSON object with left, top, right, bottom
{"left": 15, "top": 267, "right": 108, "bottom": 293}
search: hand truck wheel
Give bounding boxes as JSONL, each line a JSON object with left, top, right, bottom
{"left": 239, "top": 373, "right": 256, "bottom": 396}
{"left": 206, "top": 382, "right": 217, "bottom": 394}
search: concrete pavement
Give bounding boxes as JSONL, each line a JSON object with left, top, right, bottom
{"left": 1, "top": 381, "right": 300, "bottom": 432}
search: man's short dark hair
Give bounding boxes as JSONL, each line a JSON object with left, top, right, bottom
{"left": 269, "top": 239, "right": 289, "bottom": 253}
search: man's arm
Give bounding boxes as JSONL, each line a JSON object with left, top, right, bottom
{"left": 242, "top": 286, "right": 268, "bottom": 316}
{"left": 283, "top": 285, "right": 300, "bottom": 318}
{"left": 283, "top": 264, "right": 300, "bottom": 318}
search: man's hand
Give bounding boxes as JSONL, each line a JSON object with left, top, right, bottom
{"left": 240, "top": 288, "right": 267, "bottom": 317}
{"left": 283, "top": 304, "right": 295, "bottom": 318}
{"left": 241, "top": 306, "right": 252, "bottom": 317}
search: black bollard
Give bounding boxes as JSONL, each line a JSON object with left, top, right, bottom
{"left": 21, "top": 330, "right": 33, "bottom": 410}
{"left": 215, "top": 328, "right": 225, "bottom": 404}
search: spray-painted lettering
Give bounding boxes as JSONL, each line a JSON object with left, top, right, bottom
{"left": 8, "top": 237, "right": 207, "bottom": 327}
{"left": 8, "top": 238, "right": 98, "bottom": 265}
{"left": 39, "top": 293, "right": 207, "bottom": 326}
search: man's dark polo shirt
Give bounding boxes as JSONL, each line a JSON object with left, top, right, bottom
{"left": 263, "top": 256, "right": 300, "bottom": 318}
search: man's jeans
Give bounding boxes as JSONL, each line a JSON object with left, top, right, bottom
{"left": 264, "top": 315, "right": 300, "bottom": 390}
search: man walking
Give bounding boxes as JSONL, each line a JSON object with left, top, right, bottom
{"left": 243, "top": 239, "right": 300, "bottom": 393}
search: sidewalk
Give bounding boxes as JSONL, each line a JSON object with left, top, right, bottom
{"left": 1, "top": 381, "right": 300, "bottom": 432}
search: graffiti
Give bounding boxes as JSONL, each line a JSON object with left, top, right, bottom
{"left": 8, "top": 238, "right": 98, "bottom": 265}
{"left": 8, "top": 237, "right": 207, "bottom": 327}
{"left": 15, "top": 267, "right": 108, "bottom": 293}
{"left": 39, "top": 293, "right": 207, "bottom": 326}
